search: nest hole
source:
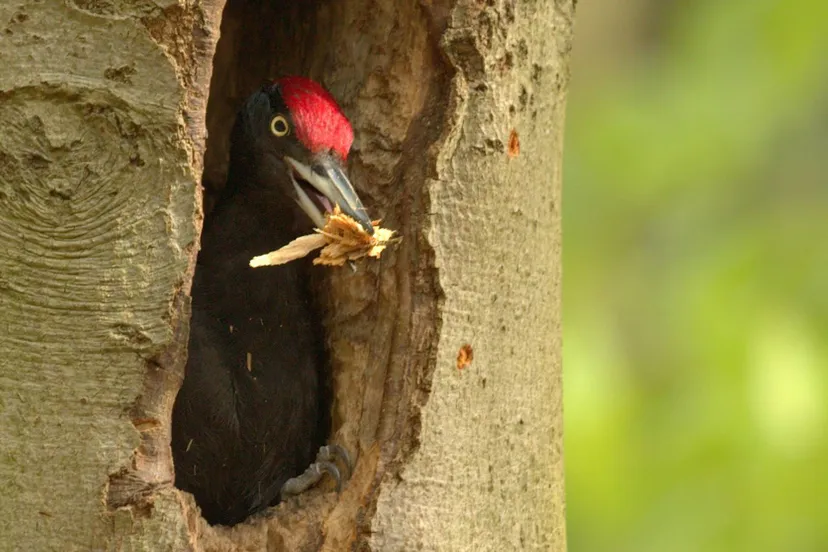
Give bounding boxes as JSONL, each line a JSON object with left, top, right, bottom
{"left": 176, "top": 0, "right": 388, "bottom": 539}
{"left": 171, "top": 0, "right": 445, "bottom": 545}
{"left": 180, "top": 0, "right": 343, "bottom": 525}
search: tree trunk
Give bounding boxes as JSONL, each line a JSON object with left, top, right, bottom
{"left": 0, "top": 0, "right": 573, "bottom": 550}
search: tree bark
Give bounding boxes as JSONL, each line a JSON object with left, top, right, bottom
{"left": 0, "top": 0, "right": 573, "bottom": 550}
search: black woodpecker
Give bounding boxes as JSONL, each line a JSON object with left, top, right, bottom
{"left": 171, "top": 77, "right": 371, "bottom": 526}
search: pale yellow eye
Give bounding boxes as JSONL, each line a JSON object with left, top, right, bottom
{"left": 270, "top": 115, "right": 290, "bottom": 137}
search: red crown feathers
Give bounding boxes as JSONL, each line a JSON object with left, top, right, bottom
{"left": 278, "top": 76, "right": 354, "bottom": 161}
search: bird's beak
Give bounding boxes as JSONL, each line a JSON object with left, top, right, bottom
{"left": 285, "top": 154, "right": 374, "bottom": 235}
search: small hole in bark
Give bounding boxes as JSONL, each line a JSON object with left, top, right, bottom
{"left": 457, "top": 344, "right": 474, "bottom": 370}
{"left": 508, "top": 129, "right": 520, "bottom": 158}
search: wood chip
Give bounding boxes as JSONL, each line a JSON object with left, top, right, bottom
{"left": 249, "top": 207, "right": 396, "bottom": 268}
{"left": 249, "top": 234, "right": 328, "bottom": 267}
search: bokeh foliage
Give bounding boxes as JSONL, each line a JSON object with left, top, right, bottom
{"left": 563, "top": 1, "right": 828, "bottom": 551}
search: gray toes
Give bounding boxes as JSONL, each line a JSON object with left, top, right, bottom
{"left": 279, "top": 444, "right": 353, "bottom": 499}
{"left": 319, "top": 444, "right": 353, "bottom": 481}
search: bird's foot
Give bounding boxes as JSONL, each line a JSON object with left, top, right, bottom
{"left": 280, "top": 444, "right": 353, "bottom": 499}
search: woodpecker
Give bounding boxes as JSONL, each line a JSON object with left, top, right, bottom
{"left": 171, "top": 77, "right": 371, "bottom": 526}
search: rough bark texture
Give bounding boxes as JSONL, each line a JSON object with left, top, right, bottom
{"left": 0, "top": 0, "right": 222, "bottom": 549}
{"left": 367, "top": 0, "right": 572, "bottom": 547}
{"left": 0, "top": 0, "right": 572, "bottom": 550}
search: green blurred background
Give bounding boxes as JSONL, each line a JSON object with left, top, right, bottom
{"left": 563, "top": 1, "right": 828, "bottom": 551}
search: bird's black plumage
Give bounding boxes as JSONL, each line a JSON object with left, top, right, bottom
{"left": 171, "top": 81, "right": 358, "bottom": 526}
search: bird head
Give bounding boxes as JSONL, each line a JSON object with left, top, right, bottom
{"left": 230, "top": 76, "right": 373, "bottom": 234}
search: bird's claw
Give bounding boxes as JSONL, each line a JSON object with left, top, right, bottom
{"left": 322, "top": 444, "right": 353, "bottom": 481}
{"left": 280, "top": 444, "right": 353, "bottom": 498}
{"left": 281, "top": 460, "right": 341, "bottom": 497}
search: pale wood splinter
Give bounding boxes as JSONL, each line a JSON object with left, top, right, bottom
{"left": 249, "top": 207, "right": 396, "bottom": 268}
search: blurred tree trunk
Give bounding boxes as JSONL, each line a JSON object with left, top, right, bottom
{"left": 0, "top": 0, "right": 573, "bottom": 550}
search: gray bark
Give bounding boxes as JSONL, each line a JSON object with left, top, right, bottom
{"left": 0, "top": 0, "right": 573, "bottom": 550}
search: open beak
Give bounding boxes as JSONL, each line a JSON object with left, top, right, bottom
{"left": 285, "top": 154, "right": 373, "bottom": 235}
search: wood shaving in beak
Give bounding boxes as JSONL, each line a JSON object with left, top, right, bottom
{"left": 249, "top": 206, "right": 396, "bottom": 268}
